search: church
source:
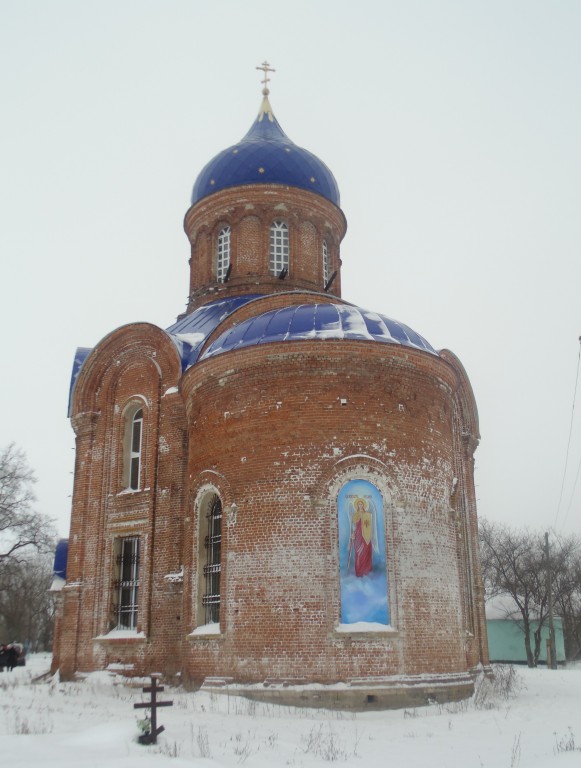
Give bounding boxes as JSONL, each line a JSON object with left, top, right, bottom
{"left": 52, "top": 65, "right": 489, "bottom": 708}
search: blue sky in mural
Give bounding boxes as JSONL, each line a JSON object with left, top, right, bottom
{"left": 338, "top": 480, "right": 389, "bottom": 625}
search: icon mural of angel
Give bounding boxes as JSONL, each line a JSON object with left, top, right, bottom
{"left": 346, "top": 496, "right": 379, "bottom": 577}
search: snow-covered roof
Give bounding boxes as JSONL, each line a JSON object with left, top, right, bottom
{"left": 201, "top": 302, "right": 436, "bottom": 361}
{"left": 69, "top": 296, "right": 437, "bottom": 409}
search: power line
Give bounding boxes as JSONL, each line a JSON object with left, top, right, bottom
{"left": 554, "top": 336, "right": 581, "bottom": 530}
{"left": 562, "top": 452, "right": 581, "bottom": 529}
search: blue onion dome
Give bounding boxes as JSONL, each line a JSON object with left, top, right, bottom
{"left": 191, "top": 92, "right": 340, "bottom": 206}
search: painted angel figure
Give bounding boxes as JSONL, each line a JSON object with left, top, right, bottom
{"left": 346, "top": 497, "right": 379, "bottom": 577}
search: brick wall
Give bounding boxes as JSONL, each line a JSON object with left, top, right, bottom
{"left": 178, "top": 340, "right": 482, "bottom": 684}
{"left": 57, "top": 178, "right": 488, "bottom": 699}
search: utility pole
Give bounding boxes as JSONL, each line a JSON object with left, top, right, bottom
{"left": 545, "top": 532, "right": 557, "bottom": 669}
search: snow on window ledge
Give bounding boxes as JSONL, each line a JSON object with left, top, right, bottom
{"left": 116, "top": 487, "right": 150, "bottom": 497}
{"left": 49, "top": 575, "right": 65, "bottom": 592}
{"left": 94, "top": 629, "right": 147, "bottom": 642}
{"left": 335, "top": 622, "right": 397, "bottom": 634}
{"left": 106, "top": 662, "right": 135, "bottom": 672}
{"left": 164, "top": 566, "right": 184, "bottom": 583}
{"left": 189, "top": 622, "right": 221, "bottom": 637}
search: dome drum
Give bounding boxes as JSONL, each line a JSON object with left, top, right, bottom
{"left": 184, "top": 185, "right": 346, "bottom": 311}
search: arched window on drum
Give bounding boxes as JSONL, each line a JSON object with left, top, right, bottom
{"left": 269, "top": 220, "right": 289, "bottom": 277}
{"left": 216, "top": 225, "right": 231, "bottom": 283}
{"left": 322, "top": 239, "right": 329, "bottom": 286}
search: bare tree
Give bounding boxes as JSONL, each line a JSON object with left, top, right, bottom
{"left": 0, "top": 552, "right": 55, "bottom": 650}
{"left": 552, "top": 536, "right": 581, "bottom": 661}
{"left": 0, "top": 443, "right": 56, "bottom": 584}
{"left": 479, "top": 520, "right": 546, "bottom": 666}
{"left": 480, "top": 520, "right": 581, "bottom": 665}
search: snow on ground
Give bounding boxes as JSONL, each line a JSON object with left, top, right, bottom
{"left": 1, "top": 655, "right": 581, "bottom": 767}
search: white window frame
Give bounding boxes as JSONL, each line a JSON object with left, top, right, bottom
{"left": 269, "top": 220, "right": 289, "bottom": 276}
{"left": 128, "top": 408, "right": 143, "bottom": 491}
{"left": 216, "top": 225, "right": 231, "bottom": 282}
{"left": 322, "top": 239, "right": 329, "bottom": 286}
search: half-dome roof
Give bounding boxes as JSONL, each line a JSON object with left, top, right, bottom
{"left": 199, "top": 302, "right": 436, "bottom": 361}
{"left": 191, "top": 94, "right": 340, "bottom": 207}
{"left": 166, "top": 295, "right": 262, "bottom": 369}
{"left": 70, "top": 297, "right": 436, "bottom": 410}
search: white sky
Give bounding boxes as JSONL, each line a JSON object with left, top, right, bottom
{"left": 1, "top": 1, "right": 580, "bottom": 539}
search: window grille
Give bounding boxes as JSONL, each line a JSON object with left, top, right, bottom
{"left": 113, "top": 536, "right": 140, "bottom": 630}
{"left": 129, "top": 409, "right": 143, "bottom": 490}
{"left": 269, "top": 221, "right": 289, "bottom": 275}
{"left": 322, "top": 239, "right": 329, "bottom": 285}
{"left": 216, "top": 225, "right": 231, "bottom": 282}
{"left": 202, "top": 495, "right": 222, "bottom": 624}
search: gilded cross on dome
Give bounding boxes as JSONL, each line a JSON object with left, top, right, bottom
{"left": 256, "top": 60, "right": 275, "bottom": 95}
{"left": 255, "top": 61, "right": 276, "bottom": 123}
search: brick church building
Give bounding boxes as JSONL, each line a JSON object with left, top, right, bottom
{"left": 53, "top": 68, "right": 489, "bottom": 708}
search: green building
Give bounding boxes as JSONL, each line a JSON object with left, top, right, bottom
{"left": 486, "top": 595, "right": 566, "bottom": 664}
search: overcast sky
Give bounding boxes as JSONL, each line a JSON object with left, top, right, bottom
{"left": 1, "top": 0, "right": 580, "bottom": 539}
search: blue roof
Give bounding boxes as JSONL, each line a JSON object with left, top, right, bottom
{"left": 201, "top": 303, "right": 437, "bottom": 359}
{"left": 67, "top": 347, "right": 92, "bottom": 416}
{"left": 68, "top": 299, "right": 435, "bottom": 410}
{"left": 166, "top": 295, "right": 263, "bottom": 370}
{"left": 53, "top": 539, "right": 69, "bottom": 579}
{"left": 191, "top": 95, "right": 340, "bottom": 207}
{"left": 67, "top": 297, "right": 264, "bottom": 414}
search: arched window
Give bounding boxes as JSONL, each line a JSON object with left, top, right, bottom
{"left": 322, "top": 239, "right": 329, "bottom": 286}
{"left": 216, "top": 225, "right": 231, "bottom": 282}
{"left": 269, "top": 220, "right": 289, "bottom": 276}
{"left": 198, "top": 493, "right": 222, "bottom": 625}
{"left": 129, "top": 409, "right": 143, "bottom": 490}
{"left": 123, "top": 406, "right": 143, "bottom": 491}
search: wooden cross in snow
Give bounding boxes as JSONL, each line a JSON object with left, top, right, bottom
{"left": 134, "top": 674, "right": 173, "bottom": 745}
